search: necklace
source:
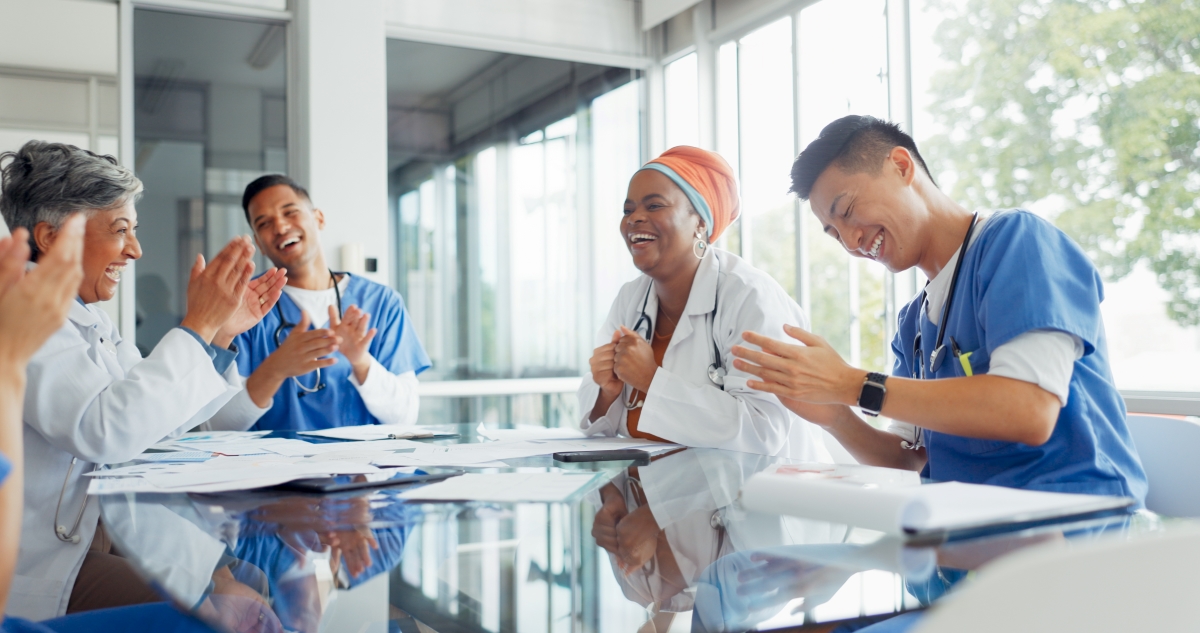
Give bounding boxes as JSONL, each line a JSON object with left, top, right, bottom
{"left": 655, "top": 308, "right": 679, "bottom": 338}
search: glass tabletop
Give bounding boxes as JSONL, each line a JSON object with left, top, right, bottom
{"left": 96, "top": 424, "right": 1180, "bottom": 633}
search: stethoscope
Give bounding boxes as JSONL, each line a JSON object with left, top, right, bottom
{"left": 274, "top": 269, "right": 343, "bottom": 398}
{"left": 54, "top": 457, "right": 90, "bottom": 544}
{"left": 623, "top": 252, "right": 726, "bottom": 410}
{"left": 904, "top": 212, "right": 978, "bottom": 450}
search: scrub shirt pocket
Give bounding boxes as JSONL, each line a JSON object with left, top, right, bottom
{"left": 952, "top": 345, "right": 989, "bottom": 378}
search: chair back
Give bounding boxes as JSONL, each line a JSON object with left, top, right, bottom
{"left": 1126, "top": 414, "right": 1200, "bottom": 518}
{"left": 914, "top": 526, "right": 1200, "bottom": 633}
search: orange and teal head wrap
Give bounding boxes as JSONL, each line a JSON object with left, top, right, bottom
{"left": 639, "top": 146, "right": 740, "bottom": 243}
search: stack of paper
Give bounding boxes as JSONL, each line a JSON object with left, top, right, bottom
{"left": 297, "top": 426, "right": 454, "bottom": 441}
{"left": 741, "top": 466, "right": 1134, "bottom": 537}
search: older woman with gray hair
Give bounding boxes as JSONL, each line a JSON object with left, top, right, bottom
{"left": 0, "top": 141, "right": 287, "bottom": 621}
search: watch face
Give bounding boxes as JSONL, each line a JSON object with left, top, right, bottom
{"left": 859, "top": 382, "right": 885, "bottom": 414}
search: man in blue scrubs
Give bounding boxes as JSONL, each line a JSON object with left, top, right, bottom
{"left": 216, "top": 175, "right": 430, "bottom": 431}
{"left": 731, "top": 115, "right": 1146, "bottom": 504}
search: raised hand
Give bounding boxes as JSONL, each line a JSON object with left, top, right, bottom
{"left": 328, "top": 304, "right": 376, "bottom": 383}
{"left": 180, "top": 236, "right": 257, "bottom": 344}
{"left": 613, "top": 326, "right": 657, "bottom": 393}
{"left": 732, "top": 324, "right": 863, "bottom": 407}
{"left": 246, "top": 311, "right": 340, "bottom": 407}
{"left": 214, "top": 267, "right": 288, "bottom": 348}
{"left": 0, "top": 217, "right": 85, "bottom": 369}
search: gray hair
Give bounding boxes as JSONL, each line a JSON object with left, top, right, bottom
{"left": 0, "top": 140, "right": 143, "bottom": 259}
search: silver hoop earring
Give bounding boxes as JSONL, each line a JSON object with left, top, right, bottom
{"left": 693, "top": 235, "right": 707, "bottom": 259}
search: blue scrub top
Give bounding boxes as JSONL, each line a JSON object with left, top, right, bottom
{"left": 891, "top": 210, "right": 1147, "bottom": 506}
{"left": 234, "top": 274, "right": 431, "bottom": 431}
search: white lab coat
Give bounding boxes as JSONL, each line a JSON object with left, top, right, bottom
{"left": 578, "top": 248, "right": 831, "bottom": 461}
{"left": 10, "top": 301, "right": 250, "bottom": 620}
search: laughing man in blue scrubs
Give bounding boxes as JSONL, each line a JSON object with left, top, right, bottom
{"left": 214, "top": 175, "right": 431, "bottom": 432}
{"left": 731, "top": 115, "right": 1146, "bottom": 505}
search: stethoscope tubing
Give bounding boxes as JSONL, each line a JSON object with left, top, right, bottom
{"left": 622, "top": 252, "right": 725, "bottom": 410}
{"left": 906, "top": 213, "right": 979, "bottom": 450}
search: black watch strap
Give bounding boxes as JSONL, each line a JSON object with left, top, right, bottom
{"left": 858, "top": 372, "right": 888, "bottom": 417}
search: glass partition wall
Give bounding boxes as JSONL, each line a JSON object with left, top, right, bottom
{"left": 387, "top": 41, "right": 643, "bottom": 425}
{"left": 133, "top": 9, "right": 285, "bottom": 353}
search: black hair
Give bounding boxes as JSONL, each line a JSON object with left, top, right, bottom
{"left": 788, "top": 115, "right": 936, "bottom": 200}
{"left": 241, "top": 174, "right": 311, "bottom": 224}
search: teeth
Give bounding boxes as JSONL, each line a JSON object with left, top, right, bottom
{"left": 280, "top": 238, "right": 299, "bottom": 248}
{"left": 869, "top": 233, "right": 883, "bottom": 258}
{"left": 105, "top": 265, "right": 124, "bottom": 281}
{"left": 629, "top": 233, "right": 656, "bottom": 243}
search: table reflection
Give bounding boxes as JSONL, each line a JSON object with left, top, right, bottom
{"left": 94, "top": 443, "right": 1168, "bottom": 633}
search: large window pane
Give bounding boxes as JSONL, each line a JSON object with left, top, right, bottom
{"left": 798, "top": 0, "right": 890, "bottom": 371}
{"left": 737, "top": 17, "right": 797, "bottom": 299}
{"left": 133, "top": 9, "right": 285, "bottom": 352}
{"left": 664, "top": 52, "right": 700, "bottom": 149}
{"left": 387, "top": 42, "right": 642, "bottom": 424}
{"left": 912, "top": 0, "right": 1200, "bottom": 392}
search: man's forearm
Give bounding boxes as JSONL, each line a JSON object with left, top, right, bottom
{"left": 824, "top": 404, "right": 927, "bottom": 471}
{"left": 245, "top": 366, "right": 285, "bottom": 408}
{"left": 881, "top": 375, "right": 1059, "bottom": 446}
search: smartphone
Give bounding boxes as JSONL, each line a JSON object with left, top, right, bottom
{"left": 552, "top": 449, "right": 651, "bottom": 464}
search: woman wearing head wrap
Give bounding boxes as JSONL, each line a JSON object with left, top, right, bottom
{"left": 578, "top": 146, "right": 831, "bottom": 460}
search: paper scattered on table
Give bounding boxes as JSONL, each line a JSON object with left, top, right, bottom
{"left": 399, "top": 471, "right": 601, "bottom": 503}
{"left": 371, "top": 437, "right": 675, "bottom": 467}
{"left": 741, "top": 465, "right": 1133, "bottom": 537}
{"left": 296, "top": 425, "right": 452, "bottom": 441}
{"left": 134, "top": 451, "right": 213, "bottom": 462}
{"left": 99, "top": 431, "right": 671, "bottom": 495}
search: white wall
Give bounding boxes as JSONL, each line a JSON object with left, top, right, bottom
{"left": 0, "top": 0, "right": 118, "bottom": 75}
{"left": 293, "top": 0, "right": 391, "bottom": 285}
{"left": 384, "top": 0, "right": 648, "bottom": 68}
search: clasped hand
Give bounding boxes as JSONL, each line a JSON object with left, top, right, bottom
{"left": 589, "top": 327, "right": 657, "bottom": 397}
{"left": 591, "top": 484, "right": 661, "bottom": 574}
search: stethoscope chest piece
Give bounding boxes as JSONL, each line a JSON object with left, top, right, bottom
{"left": 708, "top": 364, "right": 726, "bottom": 387}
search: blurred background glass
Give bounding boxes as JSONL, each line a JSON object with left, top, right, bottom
{"left": 133, "top": 9, "right": 285, "bottom": 352}
{"left": 386, "top": 41, "right": 642, "bottom": 423}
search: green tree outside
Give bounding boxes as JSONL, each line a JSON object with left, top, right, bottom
{"left": 922, "top": 0, "right": 1200, "bottom": 323}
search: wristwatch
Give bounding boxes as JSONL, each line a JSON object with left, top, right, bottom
{"left": 858, "top": 372, "right": 888, "bottom": 417}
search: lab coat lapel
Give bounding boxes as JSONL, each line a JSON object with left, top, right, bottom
{"left": 670, "top": 248, "right": 719, "bottom": 349}
{"left": 68, "top": 301, "right": 125, "bottom": 378}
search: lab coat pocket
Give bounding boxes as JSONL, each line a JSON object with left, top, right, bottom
{"left": 8, "top": 574, "right": 65, "bottom": 620}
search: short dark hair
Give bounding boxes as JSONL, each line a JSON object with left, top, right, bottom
{"left": 242, "top": 174, "right": 311, "bottom": 224}
{"left": 789, "top": 115, "right": 935, "bottom": 200}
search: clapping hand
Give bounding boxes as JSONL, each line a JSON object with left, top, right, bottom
{"left": 214, "top": 267, "right": 288, "bottom": 348}
{"left": 181, "top": 236, "right": 257, "bottom": 344}
{"left": 0, "top": 217, "right": 85, "bottom": 369}
{"left": 328, "top": 304, "right": 376, "bottom": 383}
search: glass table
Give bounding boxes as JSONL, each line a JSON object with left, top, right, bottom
{"left": 96, "top": 425, "right": 1181, "bottom": 633}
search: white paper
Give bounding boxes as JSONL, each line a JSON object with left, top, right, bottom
{"left": 372, "top": 437, "right": 675, "bottom": 467}
{"left": 398, "top": 472, "right": 601, "bottom": 503}
{"left": 133, "top": 451, "right": 213, "bottom": 462}
{"left": 296, "top": 425, "right": 450, "bottom": 441}
{"left": 741, "top": 467, "right": 1133, "bottom": 535}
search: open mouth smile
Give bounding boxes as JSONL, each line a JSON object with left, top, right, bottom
{"left": 104, "top": 263, "right": 125, "bottom": 282}
{"left": 868, "top": 232, "right": 884, "bottom": 259}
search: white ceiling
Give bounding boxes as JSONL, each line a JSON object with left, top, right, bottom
{"left": 134, "top": 9, "right": 286, "bottom": 91}
{"left": 386, "top": 39, "right": 504, "bottom": 108}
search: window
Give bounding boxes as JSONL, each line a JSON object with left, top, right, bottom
{"left": 388, "top": 41, "right": 642, "bottom": 424}
{"left": 911, "top": 0, "right": 1200, "bottom": 394}
{"left": 133, "top": 9, "right": 286, "bottom": 352}
{"left": 664, "top": 52, "right": 700, "bottom": 148}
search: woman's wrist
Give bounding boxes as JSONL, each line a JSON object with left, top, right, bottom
{"left": 179, "top": 316, "right": 218, "bottom": 344}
